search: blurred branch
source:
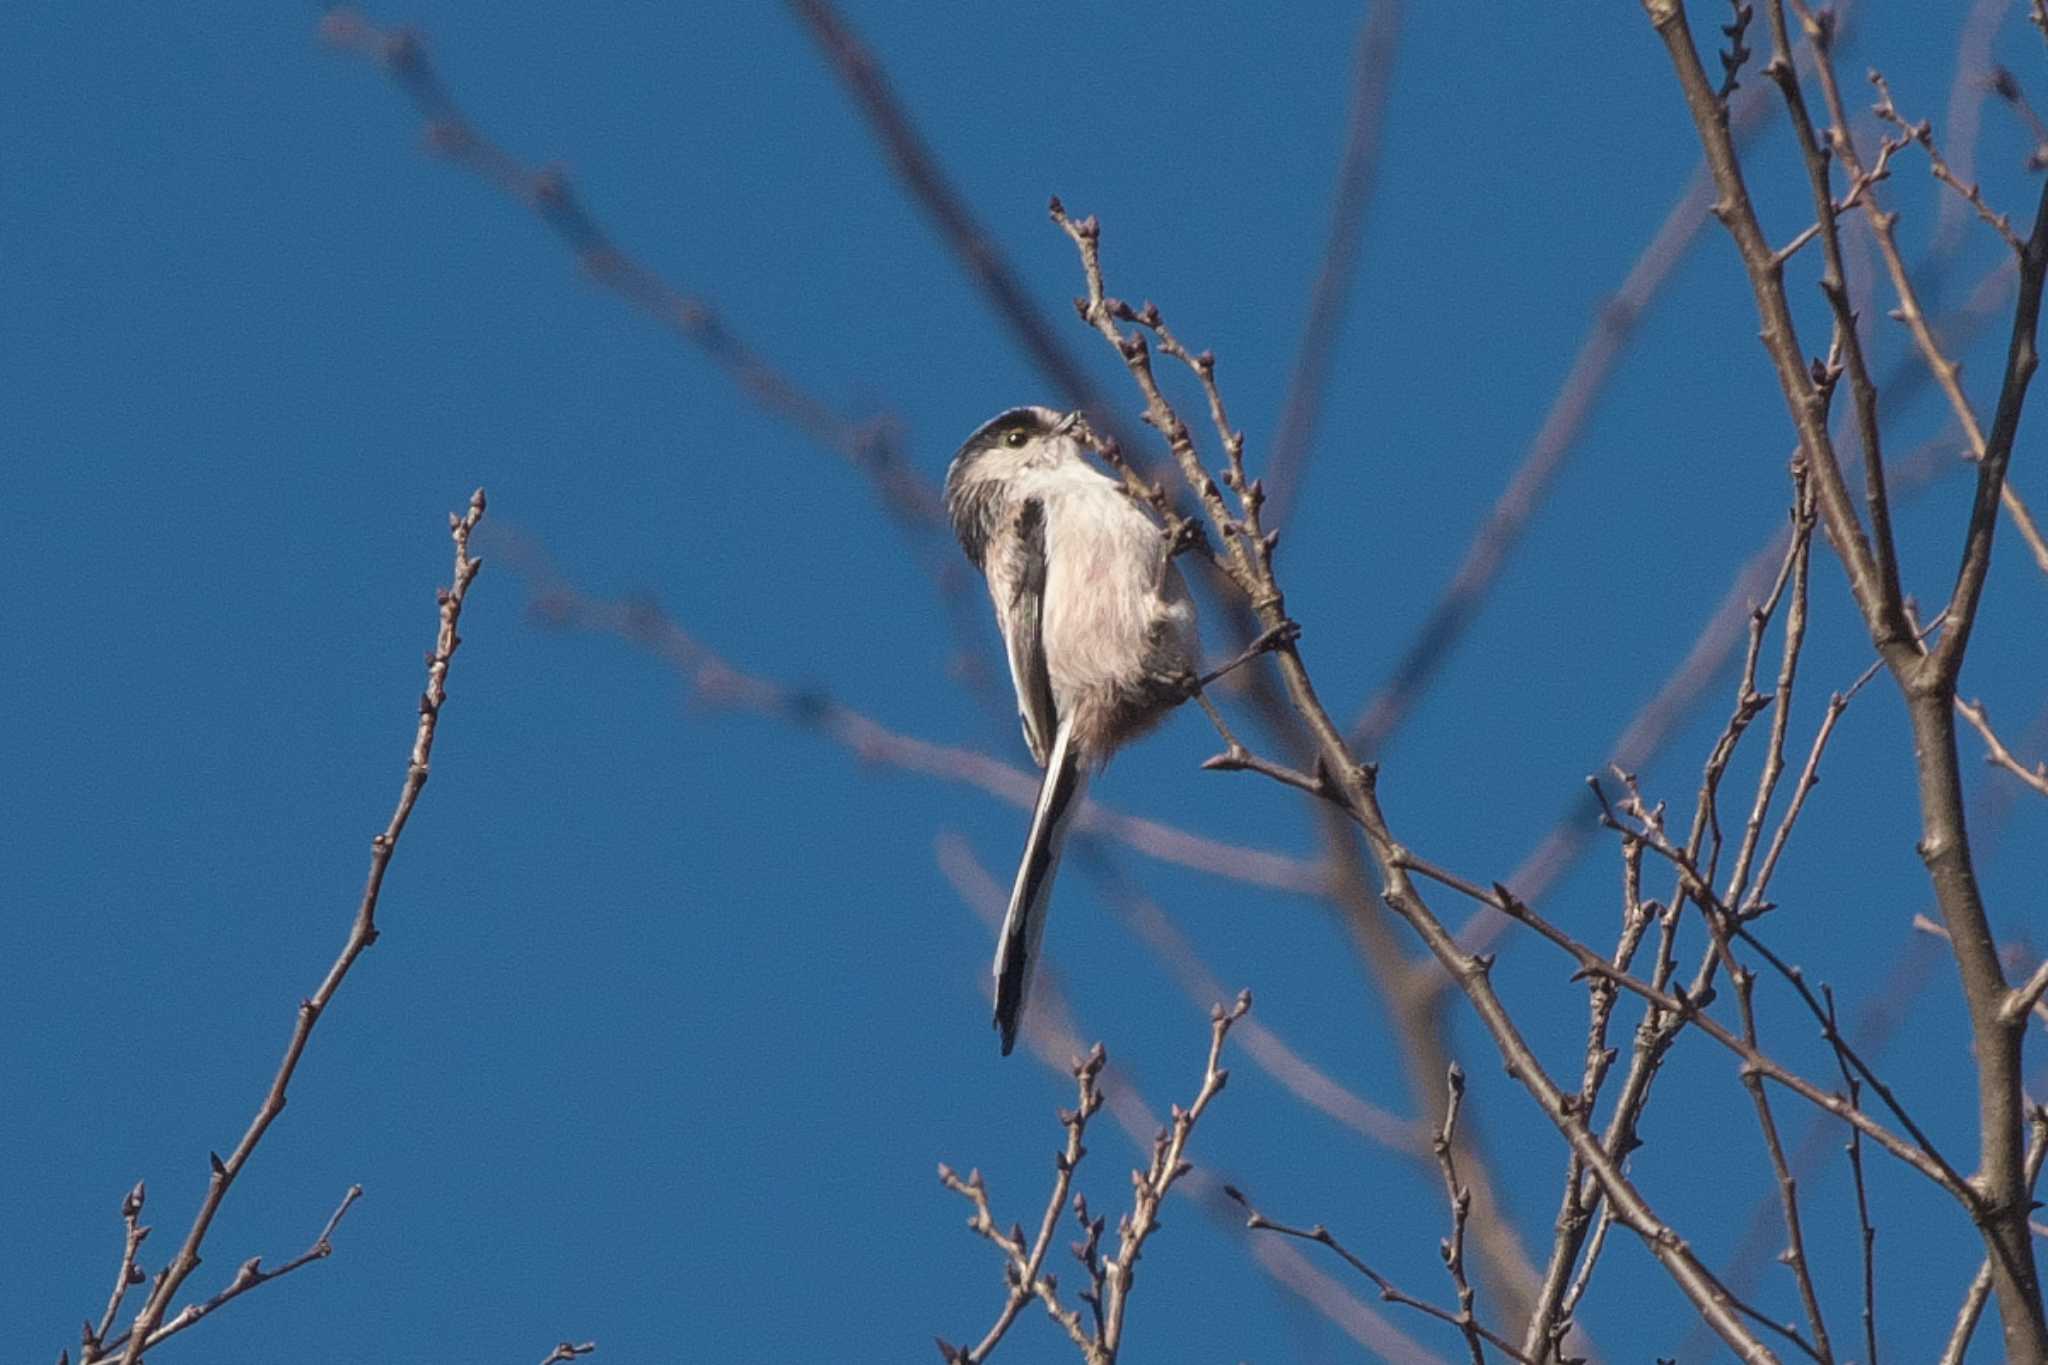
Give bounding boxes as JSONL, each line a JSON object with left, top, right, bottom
{"left": 1933, "top": 0, "right": 2012, "bottom": 256}
{"left": 1080, "top": 858, "right": 1416, "bottom": 1152}
{"left": 1343, "top": 29, "right": 1831, "bottom": 757}
{"left": 1264, "top": 0, "right": 1402, "bottom": 524}
{"left": 502, "top": 537, "right": 1321, "bottom": 895}
{"left": 319, "top": 7, "right": 1045, "bottom": 715}
{"left": 320, "top": 10, "right": 937, "bottom": 530}
{"left": 99, "top": 490, "right": 486, "bottom": 1365}
{"left": 1347, "top": 166, "right": 1714, "bottom": 756}
{"left": 784, "top": 0, "right": 1112, "bottom": 423}
{"left": 1914, "top": 911, "right": 2048, "bottom": 1034}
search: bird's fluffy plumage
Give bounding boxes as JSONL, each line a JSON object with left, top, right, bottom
{"left": 945, "top": 405, "right": 1199, "bottom": 1053}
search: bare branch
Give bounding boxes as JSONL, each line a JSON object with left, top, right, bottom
{"left": 934, "top": 998, "right": 1251, "bottom": 1364}
{"left": 1097, "top": 994, "right": 1252, "bottom": 1358}
{"left": 112, "top": 491, "right": 485, "bottom": 1365}
{"left": 782, "top": 0, "right": 1113, "bottom": 427}
{"left": 1943, "top": 1109, "right": 2048, "bottom": 1363}
{"left": 934, "top": 838, "right": 1437, "bottom": 1361}
{"left": 1731, "top": 964, "right": 1835, "bottom": 1361}
{"left": 1786, "top": 3, "right": 2048, "bottom": 592}
{"left": 1648, "top": 1, "right": 2048, "bottom": 1344}
{"left": 1957, "top": 695, "right": 2048, "bottom": 799}
{"left": 1053, "top": 197, "right": 1781, "bottom": 1361}
{"left": 81, "top": 1184, "right": 148, "bottom": 1362}
{"left": 507, "top": 542, "right": 1323, "bottom": 896}
{"left": 320, "top": 11, "right": 935, "bottom": 529}
{"left": 1224, "top": 1186, "right": 1535, "bottom": 1365}
{"left": 1874, "top": 72, "right": 2028, "bottom": 256}
{"left": 1265, "top": 0, "right": 1402, "bottom": 522}
{"left": 1429, "top": 1065, "right": 1489, "bottom": 1365}
{"left": 1427, "top": 862, "right": 1973, "bottom": 1201}
{"left": 1825, "top": 986, "right": 1880, "bottom": 1365}
{"left": 1346, "top": 36, "right": 1806, "bottom": 756}
{"left": 936, "top": 1046, "right": 1108, "bottom": 1363}
{"left": 95, "top": 1188, "right": 364, "bottom": 1361}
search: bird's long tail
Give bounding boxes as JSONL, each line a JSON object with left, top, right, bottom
{"left": 994, "top": 716, "right": 1086, "bottom": 1056}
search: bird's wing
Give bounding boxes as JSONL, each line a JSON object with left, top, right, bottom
{"left": 991, "top": 497, "right": 1058, "bottom": 768}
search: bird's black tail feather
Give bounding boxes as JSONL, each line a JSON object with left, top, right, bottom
{"left": 994, "top": 717, "right": 1085, "bottom": 1055}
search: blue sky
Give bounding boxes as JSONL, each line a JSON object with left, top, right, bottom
{"left": 6, "top": 2, "right": 2048, "bottom": 1360}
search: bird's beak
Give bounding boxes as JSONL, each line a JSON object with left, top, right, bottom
{"left": 1053, "top": 410, "right": 1082, "bottom": 435}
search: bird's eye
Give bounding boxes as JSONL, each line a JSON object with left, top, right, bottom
{"left": 1004, "top": 429, "right": 1028, "bottom": 448}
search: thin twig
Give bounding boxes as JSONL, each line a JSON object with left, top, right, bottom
{"left": 113, "top": 491, "right": 485, "bottom": 1365}
{"left": 1724, "top": 473, "right": 1817, "bottom": 913}
{"left": 81, "top": 1183, "right": 148, "bottom": 1362}
{"left": 1519, "top": 474, "right": 1817, "bottom": 1359}
{"left": 1824, "top": 986, "right": 1880, "bottom": 1365}
{"left": 1874, "top": 72, "right": 2028, "bottom": 255}
{"left": 1417, "top": 861, "right": 1973, "bottom": 1201}
{"left": 1429, "top": 1065, "right": 1487, "bottom": 1365}
{"left": 97, "top": 1186, "right": 364, "bottom": 1361}
{"left": 1098, "top": 994, "right": 1252, "bottom": 1359}
{"left": 935, "top": 999, "right": 1252, "bottom": 1365}
{"left": 1686, "top": 749, "right": 2031, "bottom": 1363}
{"left": 1224, "top": 1187, "right": 1535, "bottom": 1364}
{"left": 1790, "top": 4, "right": 2048, "bottom": 587}
{"left": 1956, "top": 695, "right": 2048, "bottom": 798}
{"left": 936, "top": 1046, "right": 1108, "bottom": 1362}
{"left": 1731, "top": 963, "right": 1835, "bottom": 1361}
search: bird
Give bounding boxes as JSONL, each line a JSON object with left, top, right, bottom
{"left": 945, "top": 405, "right": 1200, "bottom": 1054}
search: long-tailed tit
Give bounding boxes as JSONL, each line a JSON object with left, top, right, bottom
{"left": 946, "top": 405, "right": 1200, "bottom": 1054}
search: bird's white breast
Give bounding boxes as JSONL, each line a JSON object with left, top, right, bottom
{"left": 1020, "top": 462, "right": 1195, "bottom": 708}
